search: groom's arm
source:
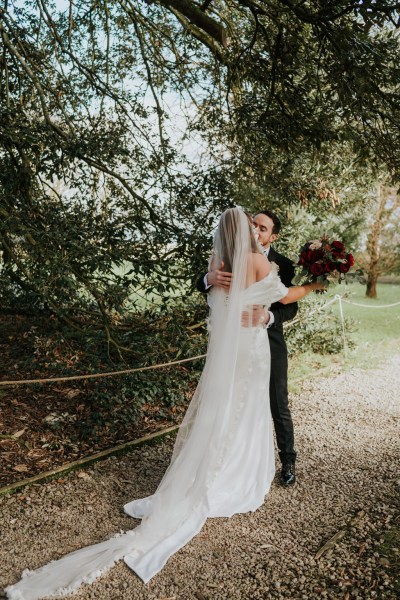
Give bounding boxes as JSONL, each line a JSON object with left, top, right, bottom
{"left": 196, "top": 264, "right": 232, "bottom": 294}
{"left": 269, "top": 301, "right": 298, "bottom": 328}
{"left": 196, "top": 274, "right": 209, "bottom": 294}
{"left": 243, "top": 301, "right": 297, "bottom": 329}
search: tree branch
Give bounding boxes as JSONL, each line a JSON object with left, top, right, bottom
{"left": 158, "top": 0, "right": 228, "bottom": 47}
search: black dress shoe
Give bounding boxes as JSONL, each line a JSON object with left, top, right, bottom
{"left": 280, "top": 463, "right": 296, "bottom": 486}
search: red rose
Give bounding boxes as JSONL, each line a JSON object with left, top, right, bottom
{"left": 310, "top": 263, "right": 325, "bottom": 276}
{"left": 347, "top": 253, "right": 355, "bottom": 266}
{"left": 307, "top": 249, "right": 321, "bottom": 263}
{"left": 332, "top": 241, "right": 345, "bottom": 251}
{"left": 339, "top": 262, "right": 350, "bottom": 273}
{"left": 323, "top": 262, "right": 332, "bottom": 272}
{"left": 299, "top": 250, "right": 309, "bottom": 265}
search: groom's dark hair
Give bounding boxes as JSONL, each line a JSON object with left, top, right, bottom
{"left": 256, "top": 210, "right": 282, "bottom": 235}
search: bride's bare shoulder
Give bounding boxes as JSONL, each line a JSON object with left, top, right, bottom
{"left": 248, "top": 252, "right": 271, "bottom": 280}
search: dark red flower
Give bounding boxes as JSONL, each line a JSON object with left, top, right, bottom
{"left": 299, "top": 250, "right": 309, "bottom": 263}
{"left": 347, "top": 253, "right": 355, "bottom": 267}
{"left": 339, "top": 262, "right": 351, "bottom": 273}
{"left": 297, "top": 237, "right": 352, "bottom": 282}
{"left": 332, "top": 240, "right": 345, "bottom": 251}
{"left": 307, "top": 249, "right": 322, "bottom": 263}
{"left": 310, "top": 263, "right": 325, "bottom": 276}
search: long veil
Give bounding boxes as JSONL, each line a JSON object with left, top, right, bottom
{"left": 5, "top": 208, "right": 258, "bottom": 600}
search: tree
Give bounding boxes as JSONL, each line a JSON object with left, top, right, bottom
{"left": 1, "top": 0, "right": 400, "bottom": 349}
{"left": 185, "top": 0, "right": 400, "bottom": 190}
{"left": 361, "top": 182, "right": 400, "bottom": 298}
{"left": 0, "top": 0, "right": 232, "bottom": 349}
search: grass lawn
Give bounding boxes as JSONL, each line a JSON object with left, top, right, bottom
{"left": 288, "top": 282, "right": 400, "bottom": 388}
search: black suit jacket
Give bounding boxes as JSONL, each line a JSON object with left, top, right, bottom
{"left": 196, "top": 246, "right": 298, "bottom": 360}
{"left": 266, "top": 247, "right": 298, "bottom": 358}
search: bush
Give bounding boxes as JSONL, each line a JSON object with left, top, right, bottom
{"left": 285, "top": 296, "right": 356, "bottom": 356}
{"left": 19, "top": 294, "right": 209, "bottom": 437}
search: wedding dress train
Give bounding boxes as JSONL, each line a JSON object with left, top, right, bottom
{"left": 5, "top": 270, "right": 288, "bottom": 600}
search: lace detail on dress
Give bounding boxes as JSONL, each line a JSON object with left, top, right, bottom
{"left": 270, "top": 261, "right": 280, "bottom": 274}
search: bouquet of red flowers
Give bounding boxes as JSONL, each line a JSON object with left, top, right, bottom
{"left": 293, "top": 236, "right": 355, "bottom": 290}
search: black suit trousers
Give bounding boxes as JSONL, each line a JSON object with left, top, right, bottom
{"left": 268, "top": 329, "right": 297, "bottom": 465}
{"left": 269, "top": 354, "right": 296, "bottom": 465}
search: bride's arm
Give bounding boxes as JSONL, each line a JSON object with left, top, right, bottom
{"left": 279, "top": 281, "right": 324, "bottom": 304}
{"left": 241, "top": 279, "right": 324, "bottom": 326}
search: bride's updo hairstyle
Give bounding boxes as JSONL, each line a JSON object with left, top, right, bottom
{"left": 214, "top": 207, "right": 260, "bottom": 273}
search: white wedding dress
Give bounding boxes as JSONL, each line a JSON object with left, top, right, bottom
{"left": 5, "top": 270, "right": 288, "bottom": 600}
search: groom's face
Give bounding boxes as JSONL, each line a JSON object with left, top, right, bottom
{"left": 253, "top": 214, "right": 278, "bottom": 248}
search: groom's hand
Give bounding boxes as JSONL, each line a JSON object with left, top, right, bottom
{"left": 241, "top": 306, "right": 270, "bottom": 327}
{"left": 207, "top": 261, "right": 232, "bottom": 291}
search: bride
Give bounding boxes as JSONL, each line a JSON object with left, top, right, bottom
{"left": 5, "top": 207, "right": 323, "bottom": 600}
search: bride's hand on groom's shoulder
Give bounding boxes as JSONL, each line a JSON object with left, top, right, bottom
{"left": 208, "top": 261, "right": 232, "bottom": 291}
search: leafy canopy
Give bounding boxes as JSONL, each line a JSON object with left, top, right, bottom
{"left": 1, "top": 0, "right": 400, "bottom": 348}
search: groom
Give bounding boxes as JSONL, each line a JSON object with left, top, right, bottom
{"left": 196, "top": 210, "right": 298, "bottom": 486}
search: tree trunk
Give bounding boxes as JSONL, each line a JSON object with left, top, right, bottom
{"left": 365, "top": 183, "right": 386, "bottom": 298}
{"left": 366, "top": 270, "right": 378, "bottom": 298}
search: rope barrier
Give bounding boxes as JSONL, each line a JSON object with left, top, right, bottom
{"left": 1, "top": 293, "right": 398, "bottom": 387}
{"left": 0, "top": 296, "right": 338, "bottom": 387}
{"left": 0, "top": 354, "right": 207, "bottom": 387}
{"left": 283, "top": 296, "right": 339, "bottom": 330}
{"left": 341, "top": 298, "right": 400, "bottom": 308}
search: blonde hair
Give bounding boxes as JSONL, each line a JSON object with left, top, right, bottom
{"left": 216, "top": 208, "right": 260, "bottom": 273}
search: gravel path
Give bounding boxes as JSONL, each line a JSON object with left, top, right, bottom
{"left": 1, "top": 355, "right": 399, "bottom": 600}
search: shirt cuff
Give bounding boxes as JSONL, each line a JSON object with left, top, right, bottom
{"left": 204, "top": 274, "right": 212, "bottom": 290}
{"left": 266, "top": 311, "right": 275, "bottom": 328}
